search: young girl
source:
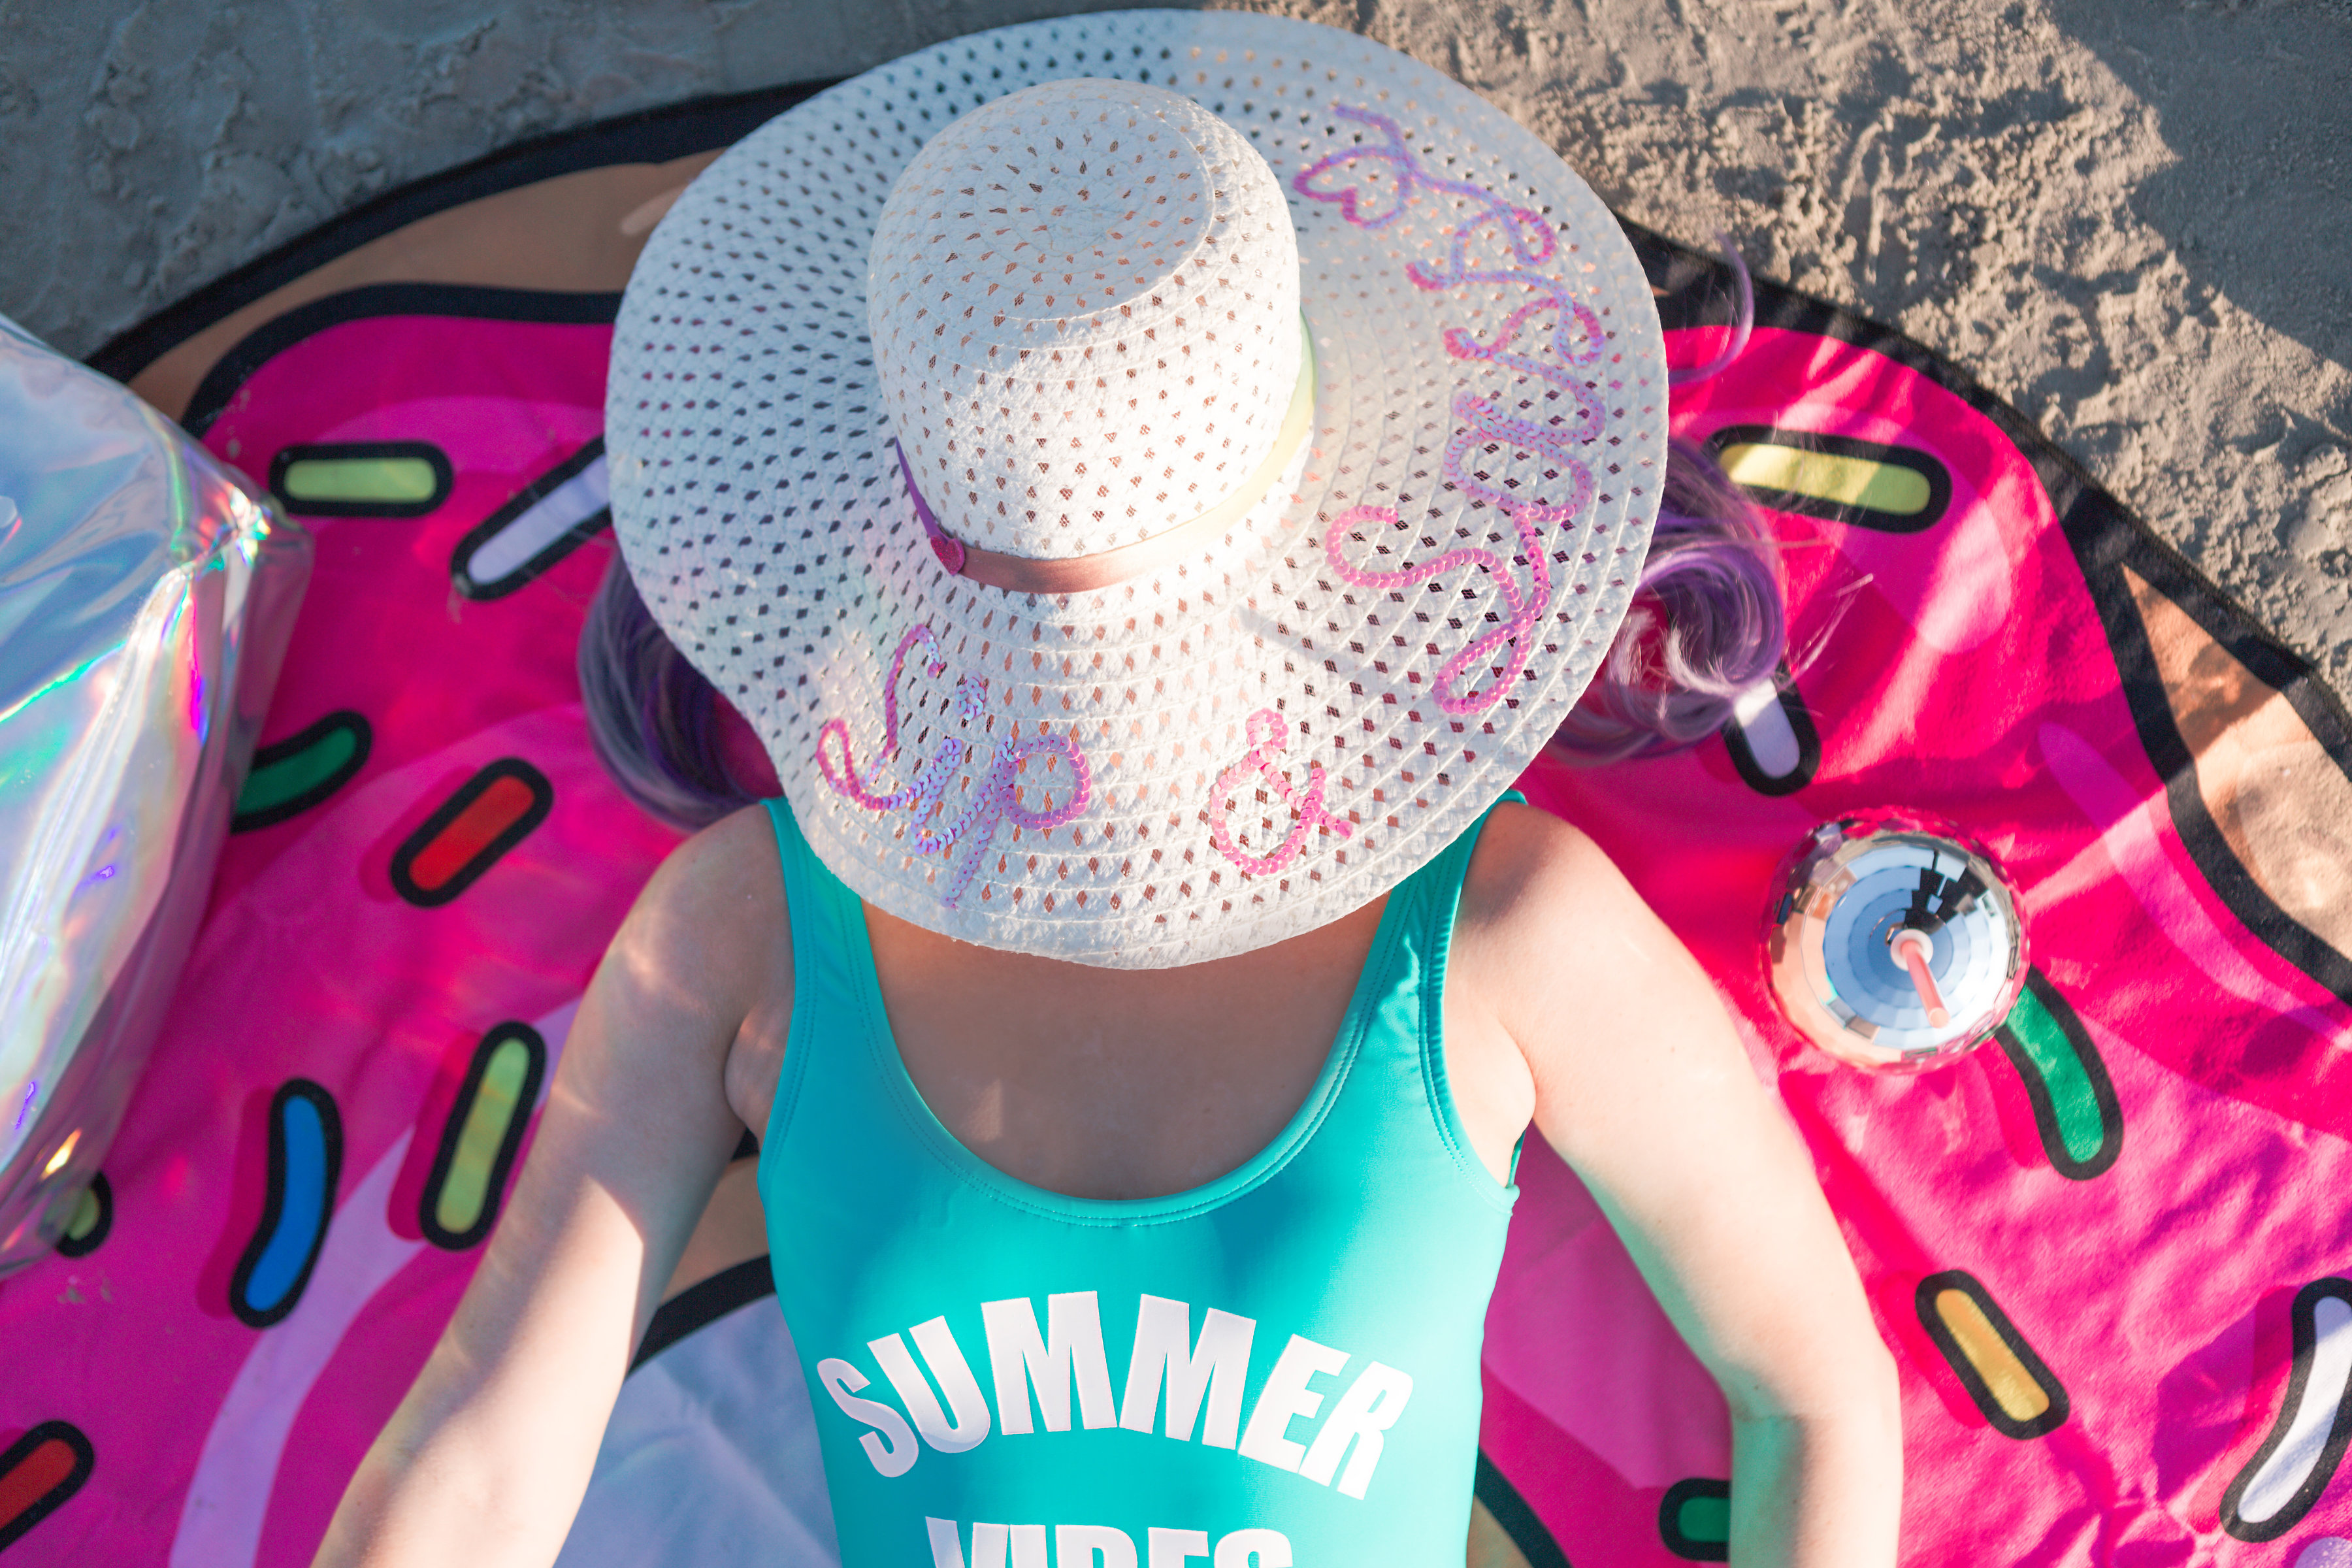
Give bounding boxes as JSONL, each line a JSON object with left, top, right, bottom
{"left": 318, "top": 16, "right": 1899, "bottom": 1567}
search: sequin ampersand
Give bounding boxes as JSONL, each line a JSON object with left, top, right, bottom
{"left": 817, "top": 625, "right": 1092, "bottom": 909}
{"left": 1207, "top": 710, "right": 1353, "bottom": 877}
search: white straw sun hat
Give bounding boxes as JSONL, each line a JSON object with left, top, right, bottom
{"left": 607, "top": 8, "right": 1667, "bottom": 968}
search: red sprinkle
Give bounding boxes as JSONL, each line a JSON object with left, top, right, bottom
{"left": 0, "top": 1438, "right": 78, "bottom": 1529}
{"left": 407, "top": 775, "right": 538, "bottom": 892}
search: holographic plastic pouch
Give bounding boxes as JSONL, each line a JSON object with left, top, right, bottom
{"left": 0, "top": 312, "right": 310, "bottom": 1273}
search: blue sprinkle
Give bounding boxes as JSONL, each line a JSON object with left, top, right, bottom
{"left": 244, "top": 1094, "right": 328, "bottom": 1314}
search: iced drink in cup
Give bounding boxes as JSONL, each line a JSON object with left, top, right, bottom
{"left": 1765, "top": 809, "right": 2027, "bottom": 1071}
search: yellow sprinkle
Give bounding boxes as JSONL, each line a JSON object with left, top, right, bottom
{"left": 279, "top": 456, "right": 442, "bottom": 506}
{"left": 1720, "top": 442, "right": 1933, "bottom": 515}
{"left": 42, "top": 1130, "right": 78, "bottom": 1179}
{"left": 1936, "top": 1288, "right": 2050, "bottom": 1422}
{"left": 434, "top": 1037, "right": 533, "bottom": 1235}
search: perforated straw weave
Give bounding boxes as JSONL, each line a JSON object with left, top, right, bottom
{"left": 872, "top": 79, "right": 1303, "bottom": 557}
{"left": 608, "top": 9, "right": 1667, "bottom": 968}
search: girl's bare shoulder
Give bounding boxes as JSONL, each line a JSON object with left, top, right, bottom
{"left": 1458, "top": 800, "right": 1638, "bottom": 934}
{"left": 611, "top": 803, "right": 791, "bottom": 1028}
{"left": 1453, "top": 801, "right": 1691, "bottom": 1031}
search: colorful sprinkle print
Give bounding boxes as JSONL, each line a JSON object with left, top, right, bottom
{"left": 2223, "top": 1279, "right": 2352, "bottom": 1542}
{"left": 228, "top": 1081, "right": 342, "bottom": 1328}
{"left": 0, "top": 1422, "right": 95, "bottom": 1552}
{"left": 53, "top": 1171, "right": 111, "bottom": 1260}
{"left": 232, "top": 711, "right": 372, "bottom": 832}
{"left": 1994, "top": 971, "right": 2123, "bottom": 1180}
{"left": 1720, "top": 666, "right": 1821, "bottom": 797}
{"left": 1707, "top": 426, "right": 1952, "bottom": 534}
{"left": 419, "top": 1022, "right": 546, "bottom": 1250}
{"left": 449, "top": 439, "right": 610, "bottom": 600}
{"left": 1657, "top": 1478, "right": 1731, "bottom": 1561}
{"left": 1915, "top": 1270, "right": 2070, "bottom": 1440}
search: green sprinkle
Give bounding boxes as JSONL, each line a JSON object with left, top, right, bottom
{"left": 278, "top": 456, "right": 442, "bottom": 506}
{"left": 434, "top": 1036, "right": 534, "bottom": 1235}
{"left": 2006, "top": 986, "right": 2104, "bottom": 1165}
{"left": 65, "top": 1186, "right": 101, "bottom": 1242}
{"left": 1719, "top": 442, "right": 1934, "bottom": 515}
{"left": 1677, "top": 1492, "right": 1732, "bottom": 1545}
{"left": 237, "top": 724, "right": 359, "bottom": 817}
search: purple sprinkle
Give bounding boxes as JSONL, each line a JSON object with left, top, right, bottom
{"left": 13, "top": 1081, "right": 34, "bottom": 1132}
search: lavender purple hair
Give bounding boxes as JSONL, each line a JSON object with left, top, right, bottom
{"left": 1544, "top": 433, "right": 1787, "bottom": 764}
{"left": 581, "top": 242, "right": 1783, "bottom": 823}
{"left": 1549, "top": 238, "right": 1784, "bottom": 764}
{"left": 578, "top": 555, "right": 766, "bottom": 831}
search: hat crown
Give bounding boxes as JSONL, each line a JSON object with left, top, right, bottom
{"left": 868, "top": 78, "right": 1302, "bottom": 561}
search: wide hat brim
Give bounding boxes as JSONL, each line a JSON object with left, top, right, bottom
{"left": 608, "top": 8, "right": 1666, "bottom": 968}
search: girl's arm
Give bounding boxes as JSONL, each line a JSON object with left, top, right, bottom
{"left": 313, "top": 806, "right": 788, "bottom": 1568}
{"left": 1463, "top": 804, "right": 1903, "bottom": 1568}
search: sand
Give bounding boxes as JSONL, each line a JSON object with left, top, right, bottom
{"left": 4, "top": 0, "right": 2346, "bottom": 691}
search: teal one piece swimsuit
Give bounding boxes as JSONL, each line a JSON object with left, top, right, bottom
{"left": 757, "top": 797, "right": 1521, "bottom": 1567}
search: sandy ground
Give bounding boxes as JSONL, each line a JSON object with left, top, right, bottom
{"left": 4, "top": 0, "right": 2347, "bottom": 691}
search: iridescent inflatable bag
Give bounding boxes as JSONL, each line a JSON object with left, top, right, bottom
{"left": 0, "top": 313, "right": 310, "bottom": 1273}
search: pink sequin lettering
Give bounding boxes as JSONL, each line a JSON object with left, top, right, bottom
{"left": 1322, "top": 499, "right": 1552, "bottom": 715}
{"left": 1207, "top": 710, "right": 1352, "bottom": 877}
{"left": 1296, "top": 104, "right": 1607, "bottom": 715}
{"left": 819, "top": 625, "right": 1092, "bottom": 909}
{"left": 1294, "top": 105, "right": 1607, "bottom": 389}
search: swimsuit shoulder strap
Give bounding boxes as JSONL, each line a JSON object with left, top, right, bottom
{"left": 1410, "top": 788, "right": 1524, "bottom": 921}
{"left": 764, "top": 794, "right": 852, "bottom": 928}
{"left": 1301, "top": 790, "right": 1527, "bottom": 1213}
{"left": 759, "top": 796, "right": 883, "bottom": 1151}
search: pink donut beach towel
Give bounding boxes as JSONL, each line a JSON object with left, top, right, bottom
{"left": 7, "top": 74, "right": 2351, "bottom": 1567}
